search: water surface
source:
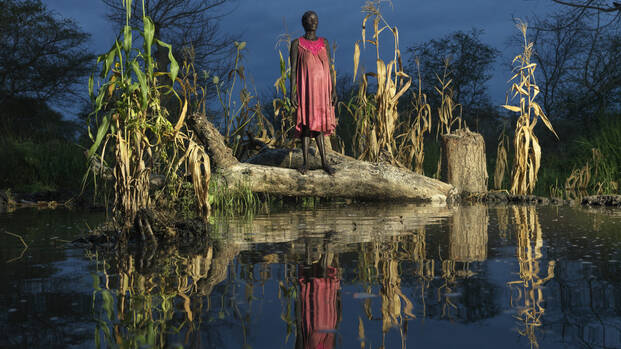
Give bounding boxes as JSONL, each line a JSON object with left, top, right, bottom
{"left": 1, "top": 204, "right": 620, "bottom": 348}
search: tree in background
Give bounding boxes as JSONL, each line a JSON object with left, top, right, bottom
{"left": 525, "top": 3, "right": 620, "bottom": 121}
{"left": 0, "top": 0, "right": 94, "bottom": 106}
{"left": 101, "top": 0, "right": 237, "bottom": 77}
{"left": 551, "top": 0, "right": 621, "bottom": 14}
{"left": 0, "top": 0, "right": 93, "bottom": 194}
{"left": 406, "top": 29, "right": 500, "bottom": 134}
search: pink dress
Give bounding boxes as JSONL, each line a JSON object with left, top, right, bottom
{"left": 295, "top": 37, "right": 336, "bottom": 137}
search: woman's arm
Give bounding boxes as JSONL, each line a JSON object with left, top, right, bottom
{"left": 290, "top": 39, "right": 299, "bottom": 109}
{"left": 324, "top": 38, "right": 337, "bottom": 106}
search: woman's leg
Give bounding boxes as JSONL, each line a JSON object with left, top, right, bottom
{"left": 315, "top": 133, "right": 335, "bottom": 175}
{"left": 299, "top": 126, "right": 310, "bottom": 174}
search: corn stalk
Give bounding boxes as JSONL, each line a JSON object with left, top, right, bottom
{"left": 86, "top": 0, "right": 211, "bottom": 225}
{"left": 502, "top": 21, "right": 558, "bottom": 195}
{"left": 493, "top": 130, "right": 509, "bottom": 190}
{"left": 435, "top": 58, "right": 462, "bottom": 137}
{"left": 348, "top": 0, "right": 412, "bottom": 165}
{"left": 404, "top": 58, "right": 432, "bottom": 173}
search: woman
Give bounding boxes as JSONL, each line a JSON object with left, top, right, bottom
{"left": 290, "top": 10, "right": 336, "bottom": 175}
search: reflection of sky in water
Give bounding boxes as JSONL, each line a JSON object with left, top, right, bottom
{"left": 1, "top": 205, "right": 621, "bottom": 348}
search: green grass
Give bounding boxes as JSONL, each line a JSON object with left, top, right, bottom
{"left": 0, "top": 137, "right": 86, "bottom": 194}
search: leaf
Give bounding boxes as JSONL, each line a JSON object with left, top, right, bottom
{"left": 502, "top": 104, "right": 521, "bottom": 113}
{"left": 88, "top": 74, "right": 95, "bottom": 101}
{"left": 101, "top": 46, "right": 117, "bottom": 79}
{"left": 156, "top": 39, "right": 179, "bottom": 86}
{"left": 353, "top": 41, "right": 360, "bottom": 82}
{"left": 174, "top": 98, "right": 188, "bottom": 132}
{"left": 142, "top": 16, "right": 155, "bottom": 74}
{"left": 123, "top": 25, "right": 132, "bottom": 53}
{"left": 279, "top": 50, "right": 286, "bottom": 74}
{"left": 131, "top": 61, "right": 148, "bottom": 109}
{"left": 376, "top": 59, "right": 386, "bottom": 95}
{"left": 373, "top": 16, "right": 380, "bottom": 42}
{"left": 532, "top": 102, "right": 559, "bottom": 139}
{"left": 362, "top": 14, "right": 370, "bottom": 48}
{"left": 87, "top": 113, "right": 112, "bottom": 160}
{"left": 358, "top": 316, "right": 365, "bottom": 340}
{"left": 512, "top": 82, "right": 528, "bottom": 96}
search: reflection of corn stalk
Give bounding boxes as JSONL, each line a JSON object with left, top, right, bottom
{"left": 507, "top": 206, "right": 556, "bottom": 348}
{"left": 348, "top": 0, "right": 412, "bottom": 165}
{"left": 502, "top": 21, "right": 558, "bottom": 195}
{"left": 91, "top": 241, "right": 239, "bottom": 348}
{"left": 376, "top": 238, "right": 413, "bottom": 349}
{"left": 438, "top": 259, "right": 458, "bottom": 319}
{"left": 409, "top": 228, "right": 433, "bottom": 318}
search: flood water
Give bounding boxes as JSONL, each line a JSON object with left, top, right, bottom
{"left": 1, "top": 204, "right": 621, "bottom": 348}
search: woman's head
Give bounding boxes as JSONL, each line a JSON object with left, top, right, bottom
{"left": 301, "top": 11, "right": 318, "bottom": 32}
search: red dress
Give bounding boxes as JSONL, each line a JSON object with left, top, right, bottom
{"left": 295, "top": 37, "right": 336, "bottom": 137}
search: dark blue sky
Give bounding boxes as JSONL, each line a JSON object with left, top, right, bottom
{"left": 46, "top": 0, "right": 557, "bottom": 114}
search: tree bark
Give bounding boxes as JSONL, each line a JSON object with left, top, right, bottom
{"left": 189, "top": 113, "right": 456, "bottom": 203}
{"left": 441, "top": 128, "right": 488, "bottom": 194}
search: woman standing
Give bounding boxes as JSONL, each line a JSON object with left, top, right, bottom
{"left": 290, "top": 10, "right": 336, "bottom": 175}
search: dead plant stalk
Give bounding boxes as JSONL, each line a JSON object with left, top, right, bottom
{"left": 502, "top": 21, "right": 558, "bottom": 195}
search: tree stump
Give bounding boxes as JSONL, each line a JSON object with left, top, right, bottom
{"left": 441, "top": 128, "right": 488, "bottom": 194}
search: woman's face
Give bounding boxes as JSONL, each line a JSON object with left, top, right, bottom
{"left": 302, "top": 13, "right": 318, "bottom": 32}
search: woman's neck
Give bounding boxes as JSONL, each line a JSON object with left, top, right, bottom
{"left": 303, "top": 32, "right": 317, "bottom": 41}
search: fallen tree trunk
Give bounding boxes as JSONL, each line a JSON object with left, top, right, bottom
{"left": 188, "top": 113, "right": 456, "bottom": 203}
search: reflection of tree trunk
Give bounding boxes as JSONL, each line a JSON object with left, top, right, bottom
{"left": 449, "top": 205, "right": 488, "bottom": 262}
{"left": 441, "top": 129, "right": 488, "bottom": 194}
{"left": 216, "top": 204, "right": 454, "bottom": 250}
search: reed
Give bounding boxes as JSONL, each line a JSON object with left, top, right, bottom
{"left": 502, "top": 21, "right": 559, "bottom": 195}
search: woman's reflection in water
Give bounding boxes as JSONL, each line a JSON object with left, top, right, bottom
{"left": 296, "top": 252, "right": 341, "bottom": 349}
